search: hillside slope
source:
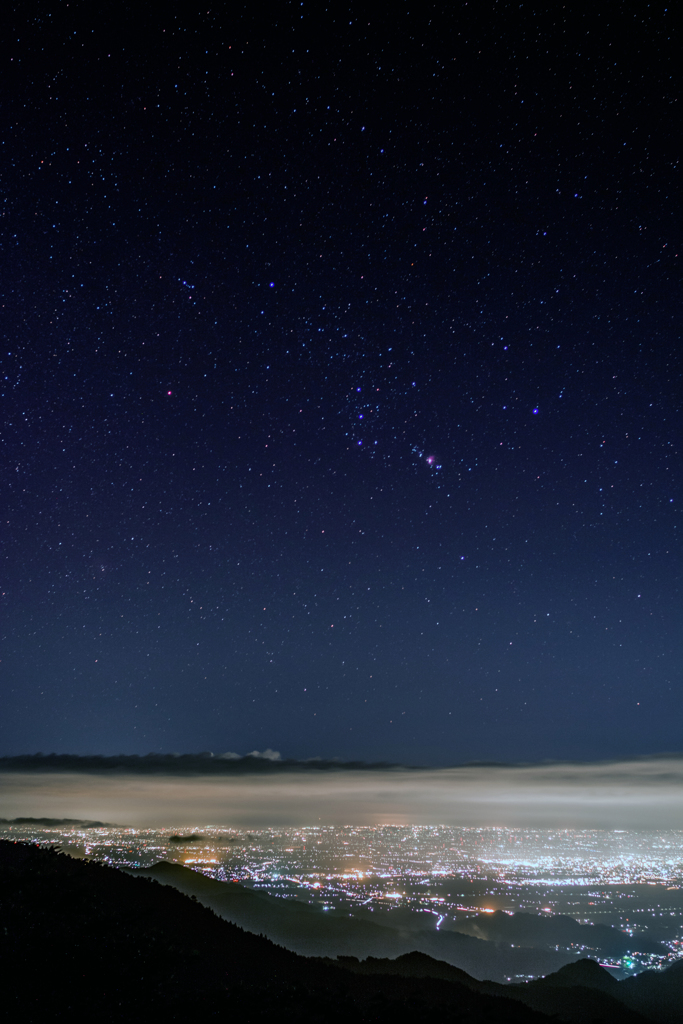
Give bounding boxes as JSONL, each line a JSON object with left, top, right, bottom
{"left": 3, "top": 841, "right": 679, "bottom": 1024}
{"left": 0, "top": 840, "right": 560, "bottom": 1023}
{"left": 129, "top": 859, "right": 583, "bottom": 981}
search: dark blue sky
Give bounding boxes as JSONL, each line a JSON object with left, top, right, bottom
{"left": 1, "top": 1, "right": 679, "bottom": 762}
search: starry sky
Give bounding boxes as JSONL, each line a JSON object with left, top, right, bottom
{"left": 1, "top": 1, "right": 680, "bottom": 763}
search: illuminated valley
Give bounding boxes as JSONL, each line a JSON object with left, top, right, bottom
{"left": 4, "top": 823, "right": 682, "bottom": 978}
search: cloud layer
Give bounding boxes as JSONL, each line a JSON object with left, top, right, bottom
{"left": 2, "top": 756, "right": 683, "bottom": 828}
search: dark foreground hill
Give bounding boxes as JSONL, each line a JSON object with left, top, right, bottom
{"left": 330, "top": 949, "right": 683, "bottom": 1024}
{"left": 1, "top": 841, "right": 680, "bottom": 1024}
{"left": 0, "top": 840, "right": 553, "bottom": 1023}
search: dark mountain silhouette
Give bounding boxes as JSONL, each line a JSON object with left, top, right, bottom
{"left": 454, "top": 907, "right": 664, "bottom": 957}
{"left": 530, "top": 956, "right": 622, "bottom": 992}
{"left": 497, "top": 955, "right": 683, "bottom": 1024}
{"left": 331, "top": 952, "right": 636, "bottom": 1024}
{"left": 0, "top": 752, "right": 411, "bottom": 774}
{"left": 0, "top": 839, "right": 553, "bottom": 1023}
{"left": 331, "top": 949, "right": 683, "bottom": 1024}
{"left": 621, "top": 959, "right": 683, "bottom": 1024}
{"left": 128, "top": 859, "right": 586, "bottom": 981}
{"left": 0, "top": 816, "right": 115, "bottom": 826}
{"left": 3, "top": 840, "right": 681, "bottom": 1024}
{"left": 505, "top": 959, "right": 648, "bottom": 1023}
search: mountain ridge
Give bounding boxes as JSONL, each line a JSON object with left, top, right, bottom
{"left": 127, "top": 858, "right": 587, "bottom": 981}
{"left": 2, "top": 840, "right": 682, "bottom": 1024}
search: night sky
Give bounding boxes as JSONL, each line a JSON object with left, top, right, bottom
{"left": 1, "top": 1, "right": 680, "bottom": 764}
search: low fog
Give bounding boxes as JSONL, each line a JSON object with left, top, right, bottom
{"left": 2, "top": 756, "right": 683, "bottom": 828}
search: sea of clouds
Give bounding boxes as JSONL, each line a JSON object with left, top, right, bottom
{"left": 2, "top": 755, "right": 683, "bottom": 827}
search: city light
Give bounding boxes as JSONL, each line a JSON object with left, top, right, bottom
{"left": 2, "top": 822, "right": 682, "bottom": 977}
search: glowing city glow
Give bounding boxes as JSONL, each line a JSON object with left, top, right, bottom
{"left": 4, "top": 821, "right": 682, "bottom": 978}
